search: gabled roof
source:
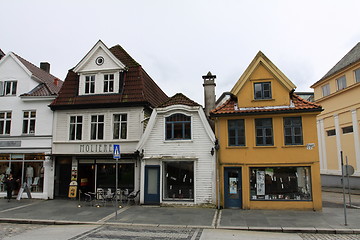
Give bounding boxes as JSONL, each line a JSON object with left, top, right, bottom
{"left": 1, "top": 52, "right": 63, "bottom": 96}
{"left": 315, "top": 42, "right": 360, "bottom": 85}
{"left": 157, "top": 93, "right": 201, "bottom": 108}
{"left": 231, "top": 51, "right": 296, "bottom": 96}
{"left": 210, "top": 93, "right": 322, "bottom": 116}
{"left": 50, "top": 42, "right": 168, "bottom": 110}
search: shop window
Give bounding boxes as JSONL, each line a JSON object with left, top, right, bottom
{"left": 228, "top": 119, "right": 245, "bottom": 146}
{"left": 322, "top": 84, "right": 330, "bottom": 97}
{"left": 165, "top": 114, "right": 191, "bottom": 140}
{"left": 255, "top": 118, "right": 273, "bottom": 146}
{"left": 0, "top": 111, "right": 11, "bottom": 135}
{"left": 250, "top": 167, "right": 312, "bottom": 201}
{"left": 254, "top": 82, "right": 272, "bottom": 100}
{"left": 283, "top": 117, "right": 303, "bottom": 145}
{"left": 113, "top": 114, "right": 127, "bottom": 139}
{"left": 342, "top": 126, "right": 353, "bottom": 134}
{"left": 85, "top": 75, "right": 95, "bottom": 94}
{"left": 336, "top": 76, "right": 347, "bottom": 91}
{"left": 90, "top": 115, "right": 104, "bottom": 140}
{"left": 163, "top": 161, "right": 194, "bottom": 200}
{"left": 326, "top": 129, "right": 336, "bottom": 136}
{"left": 0, "top": 154, "right": 44, "bottom": 193}
{"left": 22, "top": 111, "right": 36, "bottom": 134}
{"left": 69, "top": 116, "right": 83, "bottom": 140}
{"left": 104, "top": 74, "right": 114, "bottom": 93}
{"left": 96, "top": 163, "right": 134, "bottom": 190}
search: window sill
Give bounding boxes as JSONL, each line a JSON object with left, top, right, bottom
{"left": 281, "top": 145, "right": 305, "bottom": 148}
{"left": 164, "top": 140, "right": 193, "bottom": 143}
{"left": 226, "top": 146, "right": 248, "bottom": 149}
{"left": 252, "top": 98, "right": 275, "bottom": 102}
{"left": 253, "top": 146, "right": 277, "bottom": 149}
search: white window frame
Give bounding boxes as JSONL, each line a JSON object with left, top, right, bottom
{"left": 113, "top": 113, "right": 127, "bottom": 140}
{"left": 321, "top": 84, "right": 330, "bottom": 97}
{"left": 85, "top": 75, "right": 95, "bottom": 94}
{"left": 104, "top": 73, "right": 115, "bottom": 93}
{"left": 2, "top": 81, "right": 17, "bottom": 96}
{"left": 0, "top": 111, "right": 11, "bottom": 135}
{"left": 336, "top": 76, "right": 347, "bottom": 91}
{"left": 22, "top": 110, "right": 36, "bottom": 135}
{"left": 69, "top": 115, "right": 83, "bottom": 140}
{"left": 90, "top": 115, "right": 104, "bottom": 140}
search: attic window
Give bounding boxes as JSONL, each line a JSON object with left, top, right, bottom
{"left": 95, "top": 56, "right": 104, "bottom": 66}
{"left": 254, "top": 82, "right": 272, "bottom": 100}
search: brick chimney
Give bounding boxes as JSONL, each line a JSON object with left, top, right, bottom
{"left": 40, "top": 62, "right": 50, "bottom": 73}
{"left": 202, "top": 71, "right": 216, "bottom": 117}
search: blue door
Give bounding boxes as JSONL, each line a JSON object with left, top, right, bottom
{"left": 144, "top": 165, "right": 160, "bottom": 204}
{"left": 224, "top": 167, "right": 242, "bottom": 208}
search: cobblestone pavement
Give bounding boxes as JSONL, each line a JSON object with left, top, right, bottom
{"left": 299, "top": 233, "right": 360, "bottom": 240}
{"left": 0, "top": 223, "right": 45, "bottom": 239}
{"left": 70, "top": 225, "right": 203, "bottom": 240}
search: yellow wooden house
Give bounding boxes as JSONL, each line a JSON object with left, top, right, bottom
{"left": 210, "top": 51, "right": 323, "bottom": 210}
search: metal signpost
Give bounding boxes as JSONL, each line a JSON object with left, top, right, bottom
{"left": 113, "top": 144, "right": 121, "bottom": 219}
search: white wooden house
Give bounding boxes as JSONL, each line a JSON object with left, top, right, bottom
{"left": 136, "top": 93, "right": 216, "bottom": 206}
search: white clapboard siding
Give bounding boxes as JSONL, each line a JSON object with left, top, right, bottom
{"left": 139, "top": 106, "right": 216, "bottom": 205}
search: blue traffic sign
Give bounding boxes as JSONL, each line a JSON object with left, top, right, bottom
{"left": 113, "top": 144, "right": 121, "bottom": 159}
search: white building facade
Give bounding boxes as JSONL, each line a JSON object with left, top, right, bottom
{"left": 50, "top": 40, "right": 168, "bottom": 198}
{"left": 136, "top": 93, "right": 216, "bottom": 206}
{"left": 0, "top": 52, "right": 62, "bottom": 199}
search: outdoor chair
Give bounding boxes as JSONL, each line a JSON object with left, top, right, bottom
{"left": 126, "top": 190, "right": 140, "bottom": 205}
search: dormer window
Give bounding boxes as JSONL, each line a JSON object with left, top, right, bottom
{"left": 165, "top": 114, "right": 191, "bottom": 140}
{"left": 254, "top": 82, "right": 272, "bottom": 100}
{"left": 85, "top": 75, "right": 95, "bottom": 94}
{"left": 104, "top": 74, "right": 114, "bottom": 93}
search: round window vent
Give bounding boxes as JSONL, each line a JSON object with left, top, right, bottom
{"left": 95, "top": 56, "right": 104, "bottom": 66}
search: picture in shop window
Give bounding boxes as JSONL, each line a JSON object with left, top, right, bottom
{"left": 250, "top": 167, "right": 312, "bottom": 201}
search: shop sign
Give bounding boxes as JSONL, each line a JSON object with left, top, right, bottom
{"left": 0, "top": 141, "right": 21, "bottom": 147}
{"left": 68, "top": 181, "right": 78, "bottom": 198}
{"left": 79, "top": 144, "right": 114, "bottom": 153}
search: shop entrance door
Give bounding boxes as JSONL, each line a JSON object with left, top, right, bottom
{"left": 144, "top": 165, "right": 160, "bottom": 204}
{"left": 224, "top": 167, "right": 242, "bottom": 208}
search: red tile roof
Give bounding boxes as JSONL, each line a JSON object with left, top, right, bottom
{"left": 210, "top": 93, "right": 322, "bottom": 116}
{"left": 50, "top": 44, "right": 168, "bottom": 110}
{"left": 158, "top": 93, "right": 201, "bottom": 108}
{"left": 14, "top": 53, "right": 63, "bottom": 96}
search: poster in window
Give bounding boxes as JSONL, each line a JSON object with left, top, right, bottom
{"left": 256, "top": 171, "right": 265, "bottom": 195}
{"left": 229, "top": 177, "right": 237, "bottom": 194}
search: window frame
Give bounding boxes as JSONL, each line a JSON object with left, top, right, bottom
{"left": 321, "top": 84, "right": 330, "bottom": 97}
{"left": 90, "top": 115, "right": 104, "bottom": 140}
{"left": 69, "top": 115, "right": 83, "bottom": 140}
{"left": 283, "top": 117, "right": 303, "bottom": 145}
{"left": 165, "top": 113, "right": 191, "bottom": 140}
{"left": 255, "top": 118, "right": 273, "bottom": 146}
{"left": 113, "top": 113, "right": 127, "bottom": 140}
{"left": 228, "top": 119, "right": 246, "bottom": 146}
{"left": 2, "top": 81, "right": 17, "bottom": 96}
{"left": 22, "top": 110, "right": 36, "bottom": 135}
{"left": 0, "top": 111, "right": 11, "bottom": 135}
{"left": 354, "top": 68, "right": 360, "bottom": 83}
{"left": 104, "top": 73, "right": 115, "bottom": 93}
{"left": 342, "top": 126, "right": 353, "bottom": 134}
{"left": 85, "top": 75, "right": 95, "bottom": 94}
{"left": 336, "top": 75, "right": 347, "bottom": 91}
{"left": 254, "top": 82, "right": 272, "bottom": 100}
{"left": 326, "top": 129, "right": 336, "bottom": 136}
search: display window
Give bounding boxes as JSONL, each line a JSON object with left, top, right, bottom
{"left": 0, "top": 153, "right": 44, "bottom": 193}
{"left": 250, "top": 166, "right": 312, "bottom": 201}
{"left": 163, "top": 161, "right": 194, "bottom": 201}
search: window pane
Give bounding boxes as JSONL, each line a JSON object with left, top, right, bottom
{"left": 121, "top": 123, "right": 127, "bottom": 139}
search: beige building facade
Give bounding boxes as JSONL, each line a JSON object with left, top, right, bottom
{"left": 311, "top": 42, "right": 360, "bottom": 188}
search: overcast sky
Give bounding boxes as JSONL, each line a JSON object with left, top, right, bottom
{"left": 1, "top": 0, "right": 360, "bottom": 105}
